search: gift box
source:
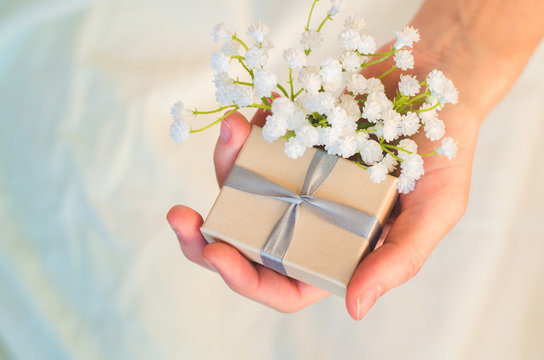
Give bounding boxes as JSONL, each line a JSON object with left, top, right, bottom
{"left": 201, "top": 126, "right": 398, "bottom": 296}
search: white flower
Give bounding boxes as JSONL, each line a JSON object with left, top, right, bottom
{"left": 336, "top": 134, "right": 359, "bottom": 158}
{"left": 398, "top": 74, "right": 420, "bottom": 97}
{"left": 339, "top": 93, "right": 361, "bottom": 121}
{"left": 427, "top": 70, "right": 446, "bottom": 92}
{"left": 170, "top": 120, "right": 191, "bottom": 143}
{"left": 437, "top": 137, "right": 457, "bottom": 159}
{"left": 247, "top": 21, "right": 269, "bottom": 43}
{"left": 301, "top": 30, "right": 323, "bottom": 50}
{"left": 213, "top": 73, "right": 235, "bottom": 105}
{"left": 394, "top": 49, "right": 414, "bottom": 70}
{"left": 424, "top": 118, "right": 445, "bottom": 141}
{"left": 401, "top": 111, "right": 420, "bottom": 136}
{"left": 300, "top": 92, "right": 336, "bottom": 115}
{"left": 215, "top": 85, "right": 235, "bottom": 106}
{"left": 232, "top": 85, "right": 255, "bottom": 107}
{"left": 359, "top": 139, "right": 383, "bottom": 165}
{"left": 283, "top": 47, "right": 307, "bottom": 69}
{"left": 328, "top": 0, "right": 346, "bottom": 16}
{"left": 367, "top": 162, "right": 388, "bottom": 183}
{"left": 245, "top": 47, "right": 269, "bottom": 69}
{"left": 210, "top": 51, "right": 230, "bottom": 73}
{"left": 344, "top": 14, "right": 366, "bottom": 31}
{"left": 417, "top": 102, "right": 438, "bottom": 124}
{"left": 271, "top": 97, "right": 296, "bottom": 117}
{"left": 440, "top": 81, "right": 459, "bottom": 104}
{"left": 340, "top": 51, "right": 362, "bottom": 72}
{"left": 221, "top": 39, "right": 240, "bottom": 56}
{"left": 362, "top": 91, "right": 392, "bottom": 122}
{"left": 338, "top": 29, "right": 361, "bottom": 51}
{"left": 299, "top": 66, "right": 322, "bottom": 94}
{"left": 327, "top": 106, "right": 350, "bottom": 128}
{"left": 400, "top": 153, "right": 424, "bottom": 180}
{"left": 426, "top": 69, "right": 458, "bottom": 104}
{"left": 382, "top": 154, "right": 398, "bottom": 172}
{"left": 358, "top": 34, "right": 377, "bottom": 54}
{"left": 320, "top": 58, "right": 343, "bottom": 91}
{"left": 211, "top": 22, "right": 230, "bottom": 43}
{"left": 284, "top": 137, "right": 307, "bottom": 159}
{"left": 397, "top": 173, "right": 416, "bottom": 194}
{"left": 294, "top": 125, "right": 319, "bottom": 147}
{"left": 261, "top": 38, "right": 275, "bottom": 51}
{"left": 262, "top": 114, "right": 288, "bottom": 142}
{"left": 346, "top": 73, "right": 367, "bottom": 94}
{"left": 398, "top": 138, "right": 417, "bottom": 159}
{"left": 366, "top": 77, "right": 385, "bottom": 94}
{"left": 253, "top": 69, "right": 277, "bottom": 98}
{"left": 394, "top": 26, "right": 420, "bottom": 50}
{"left": 287, "top": 108, "right": 308, "bottom": 131}
{"left": 382, "top": 109, "right": 402, "bottom": 142}
{"left": 170, "top": 101, "right": 192, "bottom": 121}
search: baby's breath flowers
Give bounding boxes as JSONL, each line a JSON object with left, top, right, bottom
{"left": 170, "top": 0, "right": 459, "bottom": 194}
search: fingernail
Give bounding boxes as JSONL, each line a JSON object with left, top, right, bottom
{"left": 355, "top": 285, "right": 380, "bottom": 320}
{"left": 169, "top": 224, "right": 181, "bottom": 238}
{"left": 219, "top": 119, "right": 231, "bottom": 143}
{"left": 204, "top": 257, "right": 219, "bottom": 273}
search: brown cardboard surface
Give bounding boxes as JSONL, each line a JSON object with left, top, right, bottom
{"left": 201, "top": 126, "right": 398, "bottom": 297}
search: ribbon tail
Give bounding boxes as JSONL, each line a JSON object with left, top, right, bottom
{"left": 260, "top": 202, "right": 299, "bottom": 275}
{"left": 302, "top": 196, "right": 383, "bottom": 249}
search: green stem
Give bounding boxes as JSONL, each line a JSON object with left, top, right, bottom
{"left": 362, "top": 52, "right": 394, "bottom": 68}
{"left": 293, "top": 88, "right": 304, "bottom": 100}
{"left": 419, "top": 151, "right": 437, "bottom": 157}
{"left": 190, "top": 108, "right": 239, "bottom": 133}
{"left": 232, "top": 56, "right": 254, "bottom": 80}
{"left": 378, "top": 66, "right": 397, "bottom": 79}
{"left": 355, "top": 160, "right": 368, "bottom": 170}
{"left": 231, "top": 34, "right": 249, "bottom": 51}
{"left": 413, "top": 101, "right": 441, "bottom": 113}
{"left": 193, "top": 105, "right": 237, "bottom": 115}
{"left": 288, "top": 68, "right": 294, "bottom": 100}
{"left": 317, "top": 15, "right": 332, "bottom": 32}
{"left": 276, "top": 83, "right": 289, "bottom": 98}
{"left": 305, "top": 0, "right": 320, "bottom": 30}
{"left": 248, "top": 104, "right": 271, "bottom": 110}
{"left": 262, "top": 97, "right": 271, "bottom": 107}
{"left": 381, "top": 145, "right": 404, "bottom": 162}
{"left": 234, "top": 80, "right": 253, "bottom": 87}
{"left": 383, "top": 144, "right": 412, "bottom": 154}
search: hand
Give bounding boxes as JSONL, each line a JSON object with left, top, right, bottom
{"left": 167, "top": 0, "right": 542, "bottom": 318}
{"left": 167, "top": 86, "right": 477, "bottom": 319}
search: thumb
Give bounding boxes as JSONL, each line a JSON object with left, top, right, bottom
{"left": 214, "top": 111, "right": 251, "bottom": 186}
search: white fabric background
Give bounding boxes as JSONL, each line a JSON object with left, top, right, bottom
{"left": 1, "top": 0, "right": 543, "bottom": 359}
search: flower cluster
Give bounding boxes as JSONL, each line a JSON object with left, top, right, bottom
{"left": 170, "top": 0, "right": 459, "bottom": 194}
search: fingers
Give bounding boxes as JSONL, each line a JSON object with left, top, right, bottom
{"left": 166, "top": 205, "right": 214, "bottom": 271}
{"left": 214, "top": 112, "right": 251, "bottom": 186}
{"left": 202, "top": 242, "right": 329, "bottom": 312}
{"left": 345, "top": 204, "right": 450, "bottom": 321}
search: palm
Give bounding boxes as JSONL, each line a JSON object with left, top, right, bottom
{"left": 167, "top": 42, "right": 478, "bottom": 319}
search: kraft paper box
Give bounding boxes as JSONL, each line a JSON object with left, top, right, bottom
{"left": 201, "top": 126, "right": 398, "bottom": 297}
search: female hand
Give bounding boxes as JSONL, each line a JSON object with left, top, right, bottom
{"left": 167, "top": 0, "right": 543, "bottom": 319}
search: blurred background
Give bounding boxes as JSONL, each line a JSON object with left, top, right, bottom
{"left": 1, "top": 0, "right": 543, "bottom": 359}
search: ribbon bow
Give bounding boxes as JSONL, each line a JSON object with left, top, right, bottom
{"left": 223, "top": 150, "right": 382, "bottom": 275}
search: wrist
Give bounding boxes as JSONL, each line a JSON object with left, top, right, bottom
{"left": 410, "top": 0, "right": 543, "bottom": 122}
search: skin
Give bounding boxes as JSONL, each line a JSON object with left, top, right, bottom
{"left": 167, "top": 0, "right": 544, "bottom": 320}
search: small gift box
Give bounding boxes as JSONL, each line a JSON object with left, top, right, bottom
{"left": 201, "top": 126, "right": 398, "bottom": 296}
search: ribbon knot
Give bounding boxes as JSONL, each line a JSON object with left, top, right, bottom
{"left": 223, "top": 150, "right": 382, "bottom": 275}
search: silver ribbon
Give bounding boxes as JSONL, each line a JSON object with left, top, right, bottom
{"left": 223, "top": 150, "right": 382, "bottom": 274}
